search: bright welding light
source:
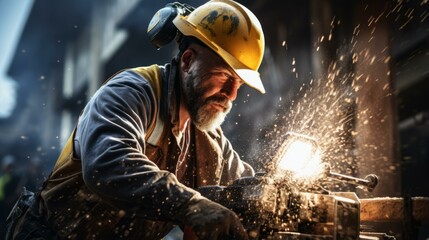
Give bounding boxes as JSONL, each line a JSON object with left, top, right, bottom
{"left": 275, "top": 133, "right": 323, "bottom": 181}
{"left": 278, "top": 140, "right": 314, "bottom": 172}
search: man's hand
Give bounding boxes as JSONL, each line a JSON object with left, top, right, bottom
{"left": 178, "top": 195, "right": 248, "bottom": 240}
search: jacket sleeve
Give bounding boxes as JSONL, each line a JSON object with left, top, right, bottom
{"left": 216, "top": 129, "right": 255, "bottom": 185}
{"left": 74, "top": 70, "right": 198, "bottom": 221}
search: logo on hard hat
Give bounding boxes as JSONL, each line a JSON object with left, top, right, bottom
{"left": 199, "top": 10, "right": 239, "bottom": 37}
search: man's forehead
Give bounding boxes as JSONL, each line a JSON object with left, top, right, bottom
{"left": 191, "top": 43, "right": 237, "bottom": 74}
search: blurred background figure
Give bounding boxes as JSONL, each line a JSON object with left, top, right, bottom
{"left": 0, "top": 155, "right": 23, "bottom": 237}
{"left": 0, "top": 154, "right": 43, "bottom": 237}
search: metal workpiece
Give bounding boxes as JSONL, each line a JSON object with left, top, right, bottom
{"left": 199, "top": 174, "right": 367, "bottom": 239}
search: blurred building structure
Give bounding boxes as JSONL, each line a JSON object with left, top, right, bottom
{"left": 0, "top": 0, "right": 428, "bottom": 238}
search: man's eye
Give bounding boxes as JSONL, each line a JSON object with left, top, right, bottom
{"left": 220, "top": 72, "right": 244, "bottom": 87}
{"left": 218, "top": 72, "right": 231, "bottom": 80}
{"left": 211, "top": 72, "right": 230, "bottom": 81}
{"left": 224, "top": 73, "right": 236, "bottom": 82}
{"left": 213, "top": 71, "right": 242, "bottom": 86}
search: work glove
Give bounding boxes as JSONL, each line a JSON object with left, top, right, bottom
{"left": 178, "top": 195, "right": 249, "bottom": 240}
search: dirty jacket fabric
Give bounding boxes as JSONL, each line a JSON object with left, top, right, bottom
{"left": 38, "top": 62, "right": 254, "bottom": 239}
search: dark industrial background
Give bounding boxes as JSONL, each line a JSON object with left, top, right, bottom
{"left": 0, "top": 0, "right": 428, "bottom": 238}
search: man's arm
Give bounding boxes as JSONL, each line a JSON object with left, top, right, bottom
{"left": 74, "top": 70, "right": 197, "bottom": 221}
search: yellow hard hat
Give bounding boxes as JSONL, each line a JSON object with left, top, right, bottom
{"left": 173, "top": 0, "right": 266, "bottom": 93}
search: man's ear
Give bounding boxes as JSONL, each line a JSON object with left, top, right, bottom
{"left": 180, "top": 48, "right": 195, "bottom": 72}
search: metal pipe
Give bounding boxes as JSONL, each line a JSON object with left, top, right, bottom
{"left": 327, "top": 171, "right": 378, "bottom": 192}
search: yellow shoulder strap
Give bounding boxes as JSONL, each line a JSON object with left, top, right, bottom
{"left": 52, "top": 129, "right": 75, "bottom": 171}
{"left": 132, "top": 65, "right": 162, "bottom": 104}
{"left": 131, "top": 65, "right": 164, "bottom": 145}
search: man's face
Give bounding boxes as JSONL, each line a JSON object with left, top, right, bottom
{"left": 181, "top": 44, "right": 244, "bottom": 131}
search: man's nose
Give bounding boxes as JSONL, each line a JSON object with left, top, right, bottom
{"left": 221, "top": 81, "right": 240, "bottom": 101}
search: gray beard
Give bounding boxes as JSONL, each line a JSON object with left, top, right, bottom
{"left": 183, "top": 76, "right": 231, "bottom": 132}
{"left": 193, "top": 103, "right": 228, "bottom": 131}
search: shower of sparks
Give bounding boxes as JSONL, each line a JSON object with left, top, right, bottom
{"left": 252, "top": 0, "right": 426, "bottom": 193}
{"left": 265, "top": 61, "right": 361, "bottom": 186}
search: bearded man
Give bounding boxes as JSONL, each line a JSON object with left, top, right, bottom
{"left": 6, "top": 1, "right": 266, "bottom": 239}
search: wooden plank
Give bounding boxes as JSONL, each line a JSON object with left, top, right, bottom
{"left": 360, "top": 197, "right": 429, "bottom": 222}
